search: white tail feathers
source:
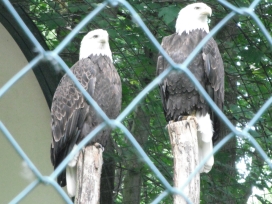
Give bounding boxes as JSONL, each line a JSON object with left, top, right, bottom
{"left": 196, "top": 112, "right": 214, "bottom": 173}
{"left": 197, "top": 137, "right": 214, "bottom": 173}
{"left": 66, "top": 145, "right": 80, "bottom": 197}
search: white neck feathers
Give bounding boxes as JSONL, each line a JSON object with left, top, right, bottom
{"left": 176, "top": 19, "right": 209, "bottom": 35}
{"left": 79, "top": 43, "right": 113, "bottom": 61}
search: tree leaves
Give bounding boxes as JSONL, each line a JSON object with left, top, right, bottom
{"left": 158, "top": 5, "right": 180, "bottom": 25}
{"left": 240, "top": 48, "right": 264, "bottom": 63}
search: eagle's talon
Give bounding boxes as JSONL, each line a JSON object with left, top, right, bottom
{"left": 94, "top": 142, "right": 104, "bottom": 152}
{"left": 182, "top": 116, "right": 189, "bottom": 121}
{"left": 180, "top": 116, "right": 199, "bottom": 128}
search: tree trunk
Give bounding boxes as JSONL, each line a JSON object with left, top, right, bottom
{"left": 100, "top": 136, "right": 115, "bottom": 204}
{"left": 75, "top": 145, "right": 103, "bottom": 204}
{"left": 168, "top": 119, "right": 200, "bottom": 204}
{"left": 122, "top": 104, "right": 150, "bottom": 204}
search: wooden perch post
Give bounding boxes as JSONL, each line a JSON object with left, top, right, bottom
{"left": 168, "top": 119, "right": 200, "bottom": 204}
{"left": 75, "top": 145, "right": 103, "bottom": 204}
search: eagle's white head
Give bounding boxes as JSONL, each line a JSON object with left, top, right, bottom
{"left": 79, "top": 29, "right": 113, "bottom": 61}
{"left": 176, "top": 2, "right": 212, "bottom": 35}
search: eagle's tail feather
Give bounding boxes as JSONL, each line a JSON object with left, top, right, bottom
{"left": 196, "top": 112, "right": 214, "bottom": 173}
{"left": 66, "top": 145, "right": 79, "bottom": 198}
{"left": 197, "top": 138, "right": 214, "bottom": 173}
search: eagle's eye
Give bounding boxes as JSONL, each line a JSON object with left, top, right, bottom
{"left": 93, "top": 35, "right": 99, "bottom": 38}
{"left": 194, "top": 6, "right": 200, "bottom": 9}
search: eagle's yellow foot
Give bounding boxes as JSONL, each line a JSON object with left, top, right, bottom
{"left": 169, "top": 120, "right": 175, "bottom": 124}
{"left": 182, "top": 116, "right": 198, "bottom": 128}
{"left": 94, "top": 142, "right": 104, "bottom": 152}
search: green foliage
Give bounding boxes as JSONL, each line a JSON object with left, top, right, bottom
{"left": 240, "top": 47, "right": 264, "bottom": 63}
{"left": 158, "top": 5, "right": 180, "bottom": 25}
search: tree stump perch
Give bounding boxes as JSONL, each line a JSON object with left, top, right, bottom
{"left": 75, "top": 144, "right": 103, "bottom": 204}
{"left": 168, "top": 119, "right": 200, "bottom": 204}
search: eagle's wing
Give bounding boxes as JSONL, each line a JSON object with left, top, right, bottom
{"left": 50, "top": 59, "right": 97, "bottom": 186}
{"left": 156, "top": 40, "right": 168, "bottom": 117}
{"left": 156, "top": 34, "right": 181, "bottom": 119}
{"left": 202, "top": 38, "right": 224, "bottom": 142}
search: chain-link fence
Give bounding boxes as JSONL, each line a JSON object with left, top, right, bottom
{"left": 1, "top": 0, "right": 272, "bottom": 203}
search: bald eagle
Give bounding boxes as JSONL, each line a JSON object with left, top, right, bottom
{"left": 156, "top": 3, "right": 224, "bottom": 173}
{"left": 50, "top": 29, "right": 122, "bottom": 196}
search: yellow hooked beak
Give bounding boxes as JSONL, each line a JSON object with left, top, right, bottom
{"left": 202, "top": 6, "right": 212, "bottom": 17}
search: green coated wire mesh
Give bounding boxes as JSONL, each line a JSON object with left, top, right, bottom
{"left": 1, "top": 0, "right": 272, "bottom": 203}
